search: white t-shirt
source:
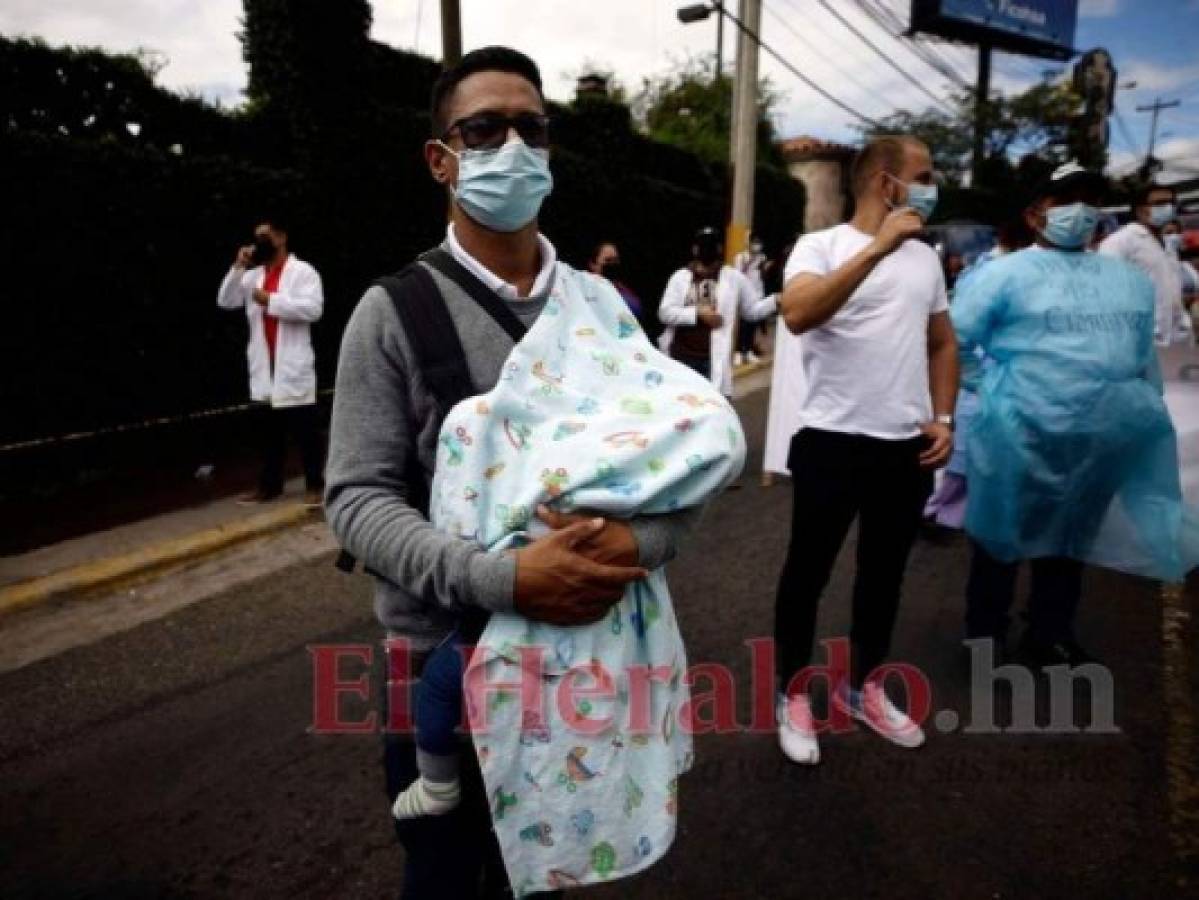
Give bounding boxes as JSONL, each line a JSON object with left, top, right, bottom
{"left": 784, "top": 222, "right": 948, "bottom": 440}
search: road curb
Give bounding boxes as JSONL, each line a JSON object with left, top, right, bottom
{"left": 0, "top": 503, "right": 318, "bottom": 620}
{"left": 0, "top": 357, "right": 771, "bottom": 623}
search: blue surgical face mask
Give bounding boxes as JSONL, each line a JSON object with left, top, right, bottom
{"left": 1041, "top": 202, "right": 1099, "bottom": 250}
{"left": 886, "top": 173, "right": 938, "bottom": 221}
{"left": 440, "top": 138, "right": 553, "bottom": 233}
{"left": 1164, "top": 232, "right": 1183, "bottom": 255}
{"left": 1148, "top": 203, "right": 1176, "bottom": 229}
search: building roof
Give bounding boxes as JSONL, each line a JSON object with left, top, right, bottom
{"left": 778, "top": 136, "right": 857, "bottom": 162}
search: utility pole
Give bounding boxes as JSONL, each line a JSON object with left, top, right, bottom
{"left": 727, "top": 0, "right": 760, "bottom": 261}
{"left": 971, "top": 43, "right": 991, "bottom": 186}
{"left": 440, "top": 0, "right": 462, "bottom": 66}
{"left": 1136, "top": 97, "right": 1180, "bottom": 163}
{"left": 715, "top": 0, "right": 724, "bottom": 78}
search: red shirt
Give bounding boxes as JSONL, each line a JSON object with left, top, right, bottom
{"left": 261, "top": 259, "right": 285, "bottom": 368}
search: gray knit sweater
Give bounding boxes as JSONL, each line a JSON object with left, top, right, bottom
{"left": 325, "top": 248, "right": 700, "bottom": 651}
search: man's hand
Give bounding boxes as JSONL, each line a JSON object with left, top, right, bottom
{"left": 235, "top": 246, "right": 254, "bottom": 270}
{"left": 871, "top": 208, "right": 925, "bottom": 256}
{"left": 918, "top": 421, "right": 953, "bottom": 469}
{"left": 511, "top": 515, "right": 647, "bottom": 626}
{"left": 699, "top": 309, "right": 724, "bottom": 329}
{"left": 536, "top": 505, "right": 639, "bottom": 568}
{"left": 252, "top": 287, "right": 270, "bottom": 306}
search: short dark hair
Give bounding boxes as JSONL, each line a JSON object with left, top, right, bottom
{"left": 851, "top": 136, "right": 923, "bottom": 197}
{"left": 1132, "top": 182, "right": 1176, "bottom": 208}
{"left": 256, "top": 211, "right": 291, "bottom": 237}
{"left": 430, "top": 46, "right": 544, "bottom": 137}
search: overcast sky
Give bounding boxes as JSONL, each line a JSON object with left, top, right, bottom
{"left": 3, "top": 0, "right": 1197, "bottom": 181}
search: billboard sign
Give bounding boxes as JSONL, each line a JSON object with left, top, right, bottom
{"left": 911, "top": 0, "right": 1079, "bottom": 60}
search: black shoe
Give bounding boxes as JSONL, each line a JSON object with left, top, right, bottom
{"left": 1018, "top": 634, "right": 1096, "bottom": 669}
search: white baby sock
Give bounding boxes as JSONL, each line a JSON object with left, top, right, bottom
{"left": 392, "top": 776, "right": 461, "bottom": 820}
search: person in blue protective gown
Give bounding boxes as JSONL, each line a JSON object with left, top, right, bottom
{"left": 924, "top": 219, "right": 1033, "bottom": 531}
{"left": 951, "top": 162, "right": 1199, "bottom": 667}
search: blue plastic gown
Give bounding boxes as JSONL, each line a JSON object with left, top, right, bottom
{"left": 950, "top": 247, "right": 1199, "bottom": 581}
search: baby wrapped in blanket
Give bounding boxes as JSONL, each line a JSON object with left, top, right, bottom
{"left": 390, "top": 264, "right": 744, "bottom": 896}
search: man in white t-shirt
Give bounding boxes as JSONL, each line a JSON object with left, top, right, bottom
{"left": 772, "top": 135, "right": 959, "bottom": 764}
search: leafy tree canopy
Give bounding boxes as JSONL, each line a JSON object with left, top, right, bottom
{"left": 636, "top": 55, "right": 785, "bottom": 169}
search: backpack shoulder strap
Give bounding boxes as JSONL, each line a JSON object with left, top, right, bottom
{"left": 420, "top": 246, "right": 530, "bottom": 343}
{"left": 334, "top": 261, "right": 473, "bottom": 581}
{"left": 376, "top": 262, "right": 475, "bottom": 418}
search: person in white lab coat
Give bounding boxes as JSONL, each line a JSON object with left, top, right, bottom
{"left": 217, "top": 215, "right": 325, "bottom": 506}
{"left": 762, "top": 324, "right": 807, "bottom": 485}
{"left": 1099, "top": 183, "right": 1192, "bottom": 346}
{"left": 658, "top": 226, "right": 778, "bottom": 397}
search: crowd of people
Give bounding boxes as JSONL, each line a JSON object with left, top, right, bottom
{"left": 212, "top": 44, "right": 1197, "bottom": 900}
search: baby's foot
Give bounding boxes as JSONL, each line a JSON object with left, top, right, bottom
{"left": 392, "top": 777, "right": 461, "bottom": 820}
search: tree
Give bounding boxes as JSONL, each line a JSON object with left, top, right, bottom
{"left": 636, "top": 55, "right": 785, "bottom": 169}
{"left": 0, "top": 37, "right": 236, "bottom": 156}
{"left": 855, "top": 77, "right": 1101, "bottom": 190}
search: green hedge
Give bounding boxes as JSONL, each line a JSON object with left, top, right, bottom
{"left": 0, "top": 133, "right": 295, "bottom": 445}
{"left": 2, "top": 28, "right": 805, "bottom": 447}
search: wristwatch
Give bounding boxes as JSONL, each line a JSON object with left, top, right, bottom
{"left": 935, "top": 414, "right": 955, "bottom": 429}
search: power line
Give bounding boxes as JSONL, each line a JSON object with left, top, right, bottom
{"left": 870, "top": 0, "right": 977, "bottom": 81}
{"left": 851, "top": 0, "right": 971, "bottom": 90}
{"left": 1113, "top": 108, "right": 1142, "bottom": 157}
{"left": 761, "top": 0, "right": 892, "bottom": 115}
{"left": 815, "top": 0, "right": 957, "bottom": 113}
{"left": 1137, "top": 96, "right": 1182, "bottom": 160}
{"left": 712, "top": 4, "right": 883, "bottom": 128}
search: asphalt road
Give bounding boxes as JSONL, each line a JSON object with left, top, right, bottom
{"left": 1, "top": 387, "right": 1196, "bottom": 899}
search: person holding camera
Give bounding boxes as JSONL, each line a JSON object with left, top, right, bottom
{"left": 217, "top": 215, "right": 325, "bottom": 507}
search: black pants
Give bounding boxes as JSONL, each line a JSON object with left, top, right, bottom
{"left": 774, "top": 428, "right": 933, "bottom": 690}
{"left": 737, "top": 317, "right": 758, "bottom": 354}
{"left": 382, "top": 647, "right": 560, "bottom": 900}
{"left": 964, "top": 541, "right": 1084, "bottom": 645}
{"left": 257, "top": 402, "right": 324, "bottom": 496}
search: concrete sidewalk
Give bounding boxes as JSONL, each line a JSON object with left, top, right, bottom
{"left": 0, "top": 351, "right": 776, "bottom": 622}
{"left": 0, "top": 479, "right": 319, "bottom": 619}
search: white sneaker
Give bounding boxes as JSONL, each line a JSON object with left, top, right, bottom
{"left": 833, "top": 682, "right": 925, "bottom": 749}
{"left": 733, "top": 352, "right": 745, "bottom": 367}
{"left": 777, "top": 693, "right": 820, "bottom": 764}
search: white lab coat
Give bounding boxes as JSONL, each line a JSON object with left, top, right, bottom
{"left": 1099, "top": 223, "right": 1191, "bottom": 346}
{"left": 657, "top": 265, "right": 777, "bottom": 396}
{"left": 217, "top": 254, "right": 323, "bottom": 407}
{"left": 763, "top": 324, "right": 807, "bottom": 475}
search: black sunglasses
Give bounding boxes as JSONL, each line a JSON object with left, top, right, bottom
{"left": 442, "top": 112, "right": 551, "bottom": 150}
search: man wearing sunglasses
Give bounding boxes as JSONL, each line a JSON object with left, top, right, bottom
{"left": 325, "top": 46, "right": 700, "bottom": 899}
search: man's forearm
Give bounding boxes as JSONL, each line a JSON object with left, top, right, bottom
{"left": 325, "top": 482, "right": 516, "bottom": 614}
{"left": 781, "top": 244, "right": 887, "bottom": 334}
{"left": 929, "top": 338, "right": 960, "bottom": 418}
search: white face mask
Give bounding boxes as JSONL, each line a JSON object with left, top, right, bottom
{"left": 437, "top": 138, "right": 553, "bottom": 233}
{"left": 884, "top": 172, "right": 938, "bottom": 221}
{"left": 1148, "top": 203, "right": 1176, "bottom": 229}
